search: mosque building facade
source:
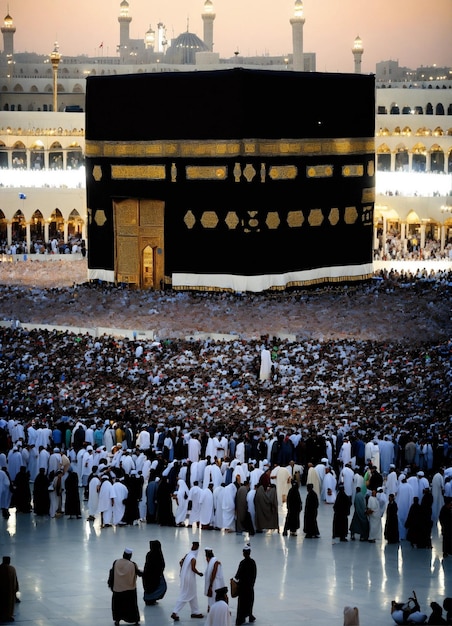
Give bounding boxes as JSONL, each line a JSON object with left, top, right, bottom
{"left": 0, "top": 1, "right": 450, "bottom": 278}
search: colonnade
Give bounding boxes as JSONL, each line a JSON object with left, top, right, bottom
{"left": 5, "top": 217, "right": 85, "bottom": 251}
{"left": 5, "top": 147, "right": 83, "bottom": 170}
{"left": 374, "top": 218, "right": 449, "bottom": 255}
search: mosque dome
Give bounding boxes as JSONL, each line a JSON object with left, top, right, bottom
{"left": 165, "top": 31, "right": 209, "bottom": 65}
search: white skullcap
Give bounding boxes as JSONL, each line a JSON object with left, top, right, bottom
{"left": 124, "top": 548, "right": 133, "bottom": 555}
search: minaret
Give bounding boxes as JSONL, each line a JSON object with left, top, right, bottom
{"left": 290, "top": 0, "right": 305, "bottom": 72}
{"left": 145, "top": 25, "right": 155, "bottom": 51}
{"left": 352, "top": 35, "right": 363, "bottom": 74}
{"left": 202, "top": 0, "right": 215, "bottom": 52}
{"left": 1, "top": 9, "right": 16, "bottom": 59}
{"left": 118, "top": 0, "right": 132, "bottom": 59}
{"left": 49, "top": 42, "right": 62, "bottom": 112}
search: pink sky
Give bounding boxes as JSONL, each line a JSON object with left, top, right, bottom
{"left": 5, "top": 0, "right": 452, "bottom": 73}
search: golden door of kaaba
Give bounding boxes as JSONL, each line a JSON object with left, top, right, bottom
{"left": 114, "top": 198, "right": 164, "bottom": 289}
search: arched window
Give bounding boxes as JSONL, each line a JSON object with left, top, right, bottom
{"left": 412, "top": 143, "right": 427, "bottom": 172}
{"left": 13, "top": 83, "right": 24, "bottom": 92}
{"left": 49, "top": 142, "right": 63, "bottom": 169}
{"left": 390, "top": 104, "right": 400, "bottom": 114}
{"left": 430, "top": 145, "right": 444, "bottom": 173}
{"left": 30, "top": 141, "right": 45, "bottom": 170}
{"left": 49, "top": 208, "right": 64, "bottom": 240}
{"left": 0, "top": 209, "right": 7, "bottom": 243}
{"left": 436, "top": 103, "right": 445, "bottom": 115}
{"left": 402, "top": 106, "right": 411, "bottom": 114}
{"left": 426, "top": 102, "right": 433, "bottom": 115}
{"left": 0, "top": 141, "right": 7, "bottom": 168}
{"left": 68, "top": 209, "right": 83, "bottom": 238}
{"left": 12, "top": 210, "right": 26, "bottom": 241}
{"left": 67, "top": 143, "right": 83, "bottom": 169}
{"left": 376, "top": 144, "right": 391, "bottom": 171}
{"left": 395, "top": 145, "right": 409, "bottom": 171}
{"left": 12, "top": 141, "right": 26, "bottom": 168}
{"left": 30, "top": 210, "right": 45, "bottom": 244}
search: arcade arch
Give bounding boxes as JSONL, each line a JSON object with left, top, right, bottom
{"left": 12, "top": 141, "right": 26, "bottom": 168}
{"left": 30, "top": 209, "right": 44, "bottom": 242}
{"left": 67, "top": 209, "right": 83, "bottom": 239}
{"left": 30, "top": 140, "right": 44, "bottom": 169}
{"left": 11, "top": 209, "right": 26, "bottom": 241}
{"left": 0, "top": 209, "right": 6, "bottom": 243}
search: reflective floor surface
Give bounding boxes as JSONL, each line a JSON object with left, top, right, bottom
{"left": 1, "top": 487, "right": 450, "bottom": 626}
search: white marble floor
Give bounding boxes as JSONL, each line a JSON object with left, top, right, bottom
{"left": 1, "top": 488, "right": 450, "bottom": 626}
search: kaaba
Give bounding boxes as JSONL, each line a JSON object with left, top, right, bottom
{"left": 85, "top": 68, "right": 375, "bottom": 292}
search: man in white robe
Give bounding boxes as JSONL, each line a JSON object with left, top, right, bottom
{"left": 203, "top": 549, "right": 226, "bottom": 613}
{"left": 171, "top": 541, "right": 204, "bottom": 621}
{"left": 364, "top": 439, "right": 380, "bottom": 471}
{"left": 112, "top": 477, "right": 128, "bottom": 526}
{"left": 416, "top": 471, "right": 430, "bottom": 501}
{"left": 213, "top": 484, "right": 225, "bottom": 530}
{"left": 188, "top": 481, "right": 202, "bottom": 527}
{"left": 378, "top": 436, "right": 395, "bottom": 475}
{"left": 259, "top": 347, "right": 272, "bottom": 381}
{"left": 275, "top": 465, "right": 291, "bottom": 506}
{"left": 306, "top": 463, "right": 321, "bottom": 499}
{"left": 204, "top": 587, "right": 231, "bottom": 626}
{"left": 385, "top": 465, "right": 398, "bottom": 497}
{"left": 222, "top": 482, "right": 237, "bottom": 532}
{"left": 38, "top": 446, "right": 50, "bottom": 475}
{"left": 246, "top": 485, "right": 257, "bottom": 531}
{"left": 376, "top": 487, "right": 388, "bottom": 517}
{"left": 322, "top": 467, "right": 337, "bottom": 504}
{"left": 431, "top": 468, "right": 444, "bottom": 523}
{"left": 339, "top": 463, "right": 354, "bottom": 501}
{"left": 338, "top": 439, "right": 352, "bottom": 468}
{"left": 395, "top": 476, "right": 414, "bottom": 540}
{"left": 97, "top": 475, "right": 114, "bottom": 527}
{"left": 199, "top": 484, "right": 214, "bottom": 529}
{"left": 27, "top": 445, "right": 39, "bottom": 482}
{"left": 174, "top": 479, "right": 190, "bottom": 526}
{"left": 87, "top": 472, "right": 100, "bottom": 521}
{"left": 136, "top": 428, "right": 151, "bottom": 451}
{"left": 249, "top": 465, "right": 263, "bottom": 490}
{"left": 366, "top": 489, "right": 381, "bottom": 542}
{"left": 212, "top": 434, "right": 228, "bottom": 461}
{"left": 0, "top": 467, "right": 12, "bottom": 518}
{"left": 7, "top": 447, "right": 22, "bottom": 481}
{"left": 188, "top": 435, "right": 201, "bottom": 463}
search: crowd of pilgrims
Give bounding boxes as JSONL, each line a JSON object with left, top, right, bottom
{"left": 0, "top": 314, "right": 451, "bottom": 549}
{"left": 0, "top": 279, "right": 451, "bottom": 626}
{"left": 0, "top": 416, "right": 451, "bottom": 549}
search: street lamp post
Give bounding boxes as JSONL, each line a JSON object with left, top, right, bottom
{"left": 50, "top": 42, "right": 61, "bottom": 112}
